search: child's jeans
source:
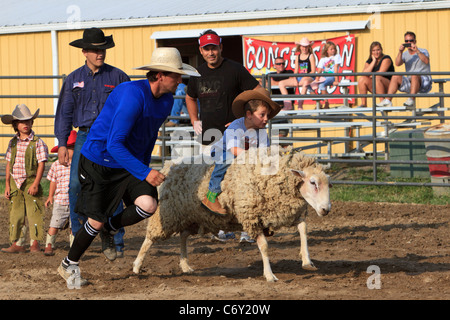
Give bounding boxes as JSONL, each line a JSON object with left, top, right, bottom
{"left": 318, "top": 76, "right": 335, "bottom": 92}
{"left": 208, "top": 151, "right": 235, "bottom": 194}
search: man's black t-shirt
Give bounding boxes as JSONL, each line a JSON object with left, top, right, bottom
{"left": 187, "top": 58, "right": 259, "bottom": 145}
{"left": 269, "top": 69, "right": 294, "bottom": 82}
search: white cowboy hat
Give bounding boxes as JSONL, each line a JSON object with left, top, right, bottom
{"left": 134, "top": 47, "right": 200, "bottom": 77}
{"left": 1, "top": 104, "right": 40, "bottom": 125}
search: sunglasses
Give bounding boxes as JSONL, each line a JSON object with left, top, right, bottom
{"left": 404, "top": 39, "right": 415, "bottom": 43}
{"left": 274, "top": 62, "right": 285, "bottom": 66}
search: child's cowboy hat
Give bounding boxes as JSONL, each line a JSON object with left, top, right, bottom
{"left": 134, "top": 47, "right": 200, "bottom": 77}
{"left": 51, "top": 130, "right": 77, "bottom": 153}
{"left": 69, "top": 27, "right": 115, "bottom": 50}
{"left": 232, "top": 87, "right": 281, "bottom": 120}
{"left": 296, "top": 37, "right": 313, "bottom": 47}
{"left": 1, "top": 104, "right": 40, "bottom": 125}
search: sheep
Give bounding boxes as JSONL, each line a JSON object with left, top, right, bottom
{"left": 132, "top": 146, "right": 331, "bottom": 282}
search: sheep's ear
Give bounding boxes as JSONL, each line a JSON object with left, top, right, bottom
{"left": 291, "top": 169, "right": 305, "bottom": 181}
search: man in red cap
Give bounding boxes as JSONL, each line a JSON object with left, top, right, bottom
{"left": 186, "top": 29, "right": 261, "bottom": 242}
{"left": 186, "top": 29, "right": 261, "bottom": 146}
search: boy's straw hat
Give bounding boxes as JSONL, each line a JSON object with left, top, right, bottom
{"left": 51, "top": 130, "right": 77, "bottom": 153}
{"left": 1, "top": 104, "right": 40, "bottom": 125}
{"left": 232, "top": 87, "right": 281, "bottom": 119}
{"left": 134, "top": 47, "right": 200, "bottom": 77}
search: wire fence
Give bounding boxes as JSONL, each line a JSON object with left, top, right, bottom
{"left": 0, "top": 71, "right": 449, "bottom": 189}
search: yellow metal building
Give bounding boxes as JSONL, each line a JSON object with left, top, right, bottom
{"left": 1, "top": 0, "right": 449, "bottom": 154}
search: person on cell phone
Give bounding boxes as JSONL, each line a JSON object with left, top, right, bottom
{"left": 377, "top": 31, "right": 431, "bottom": 108}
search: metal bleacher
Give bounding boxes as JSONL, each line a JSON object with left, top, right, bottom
{"left": 159, "top": 72, "right": 450, "bottom": 164}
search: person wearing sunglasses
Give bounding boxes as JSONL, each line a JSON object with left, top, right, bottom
{"left": 377, "top": 31, "right": 431, "bottom": 108}
{"left": 268, "top": 57, "right": 295, "bottom": 110}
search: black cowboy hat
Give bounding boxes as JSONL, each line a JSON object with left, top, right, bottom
{"left": 69, "top": 27, "right": 115, "bottom": 50}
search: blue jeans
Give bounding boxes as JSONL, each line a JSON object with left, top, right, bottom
{"left": 208, "top": 151, "right": 234, "bottom": 193}
{"left": 69, "top": 130, "right": 125, "bottom": 251}
{"left": 318, "top": 76, "right": 335, "bottom": 91}
{"left": 170, "top": 101, "right": 188, "bottom": 124}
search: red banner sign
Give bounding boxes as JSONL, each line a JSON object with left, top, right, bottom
{"left": 244, "top": 34, "right": 356, "bottom": 104}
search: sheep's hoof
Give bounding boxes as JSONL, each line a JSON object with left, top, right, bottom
{"left": 181, "top": 266, "right": 195, "bottom": 273}
{"left": 180, "top": 261, "right": 195, "bottom": 273}
{"left": 132, "top": 266, "right": 140, "bottom": 274}
{"left": 302, "top": 262, "right": 318, "bottom": 271}
{"left": 265, "top": 274, "right": 279, "bottom": 282}
{"left": 132, "top": 261, "right": 142, "bottom": 274}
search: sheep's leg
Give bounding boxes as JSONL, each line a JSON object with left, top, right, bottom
{"left": 256, "top": 233, "right": 278, "bottom": 282}
{"left": 133, "top": 236, "right": 154, "bottom": 274}
{"left": 179, "top": 230, "right": 194, "bottom": 273}
{"left": 297, "top": 220, "right": 317, "bottom": 271}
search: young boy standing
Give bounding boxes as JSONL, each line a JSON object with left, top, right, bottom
{"left": 1, "top": 104, "right": 48, "bottom": 253}
{"left": 44, "top": 130, "right": 77, "bottom": 256}
{"left": 201, "top": 88, "right": 281, "bottom": 215}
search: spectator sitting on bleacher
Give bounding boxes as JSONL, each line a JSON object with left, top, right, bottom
{"left": 278, "top": 38, "right": 316, "bottom": 110}
{"left": 357, "top": 41, "right": 395, "bottom": 108}
{"left": 267, "top": 56, "right": 294, "bottom": 110}
{"left": 315, "top": 41, "right": 341, "bottom": 109}
{"left": 377, "top": 31, "right": 431, "bottom": 108}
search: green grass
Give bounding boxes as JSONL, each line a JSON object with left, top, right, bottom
{"left": 329, "top": 165, "right": 450, "bottom": 205}
{"left": 331, "top": 183, "right": 449, "bottom": 205}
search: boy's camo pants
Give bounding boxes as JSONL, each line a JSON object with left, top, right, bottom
{"left": 8, "top": 178, "right": 44, "bottom": 244}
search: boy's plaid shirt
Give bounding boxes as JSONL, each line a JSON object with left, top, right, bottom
{"left": 5, "top": 131, "right": 49, "bottom": 189}
{"left": 46, "top": 160, "right": 71, "bottom": 205}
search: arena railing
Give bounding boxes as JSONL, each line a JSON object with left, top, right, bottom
{"left": 0, "top": 72, "right": 449, "bottom": 189}
{"left": 261, "top": 71, "right": 450, "bottom": 187}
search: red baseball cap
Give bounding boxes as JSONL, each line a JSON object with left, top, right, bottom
{"left": 51, "top": 130, "right": 77, "bottom": 153}
{"left": 198, "top": 33, "right": 221, "bottom": 47}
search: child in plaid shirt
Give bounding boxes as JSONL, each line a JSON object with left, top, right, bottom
{"left": 44, "top": 130, "right": 76, "bottom": 256}
{"left": 1, "top": 104, "right": 48, "bottom": 253}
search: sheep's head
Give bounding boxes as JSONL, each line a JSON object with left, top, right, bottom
{"left": 291, "top": 167, "right": 331, "bottom": 217}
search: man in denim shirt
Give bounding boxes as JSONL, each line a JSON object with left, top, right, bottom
{"left": 54, "top": 28, "right": 129, "bottom": 260}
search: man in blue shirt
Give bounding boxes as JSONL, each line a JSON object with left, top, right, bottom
{"left": 54, "top": 28, "right": 129, "bottom": 260}
{"left": 57, "top": 47, "right": 200, "bottom": 286}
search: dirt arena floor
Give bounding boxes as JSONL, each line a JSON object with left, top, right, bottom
{"left": 0, "top": 198, "right": 449, "bottom": 303}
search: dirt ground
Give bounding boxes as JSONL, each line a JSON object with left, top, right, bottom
{"left": 0, "top": 198, "right": 449, "bottom": 302}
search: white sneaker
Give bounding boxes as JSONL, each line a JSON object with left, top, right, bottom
{"left": 376, "top": 99, "right": 392, "bottom": 107}
{"left": 211, "top": 231, "right": 235, "bottom": 242}
{"left": 403, "top": 98, "right": 415, "bottom": 107}
{"left": 239, "top": 232, "right": 255, "bottom": 243}
{"left": 58, "top": 259, "right": 88, "bottom": 288}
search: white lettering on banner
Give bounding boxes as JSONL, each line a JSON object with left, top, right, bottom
{"left": 255, "top": 46, "right": 266, "bottom": 70}
{"left": 244, "top": 35, "right": 356, "bottom": 103}
{"left": 341, "top": 43, "right": 354, "bottom": 68}
{"left": 246, "top": 46, "right": 255, "bottom": 69}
